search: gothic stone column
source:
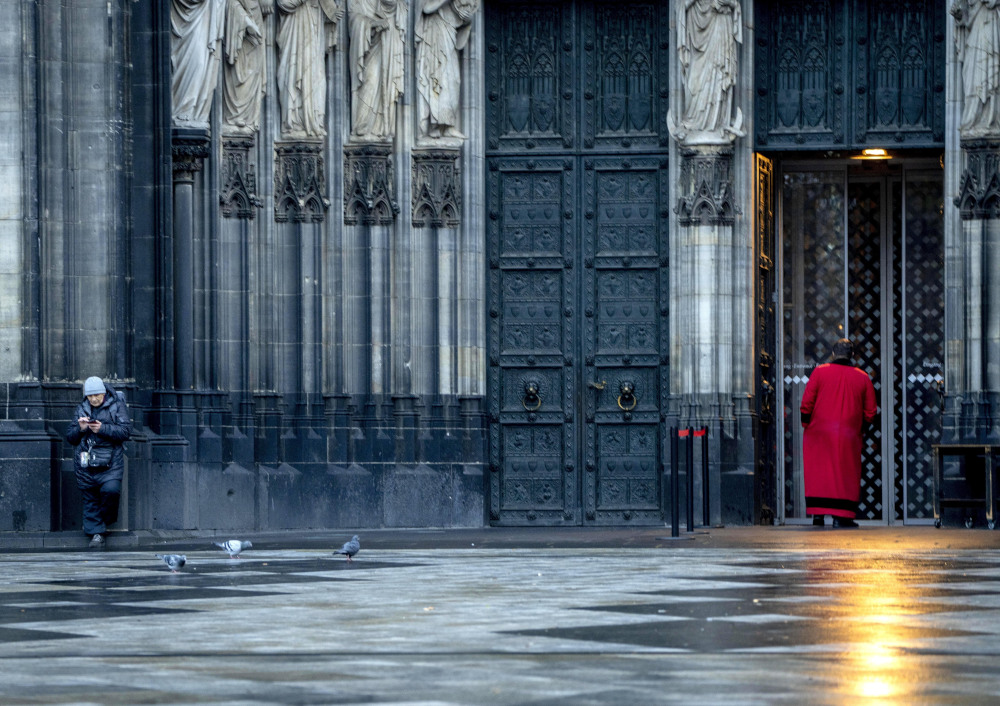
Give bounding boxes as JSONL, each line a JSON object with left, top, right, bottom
{"left": 171, "top": 127, "right": 211, "bottom": 391}
{"left": 952, "top": 139, "right": 1000, "bottom": 441}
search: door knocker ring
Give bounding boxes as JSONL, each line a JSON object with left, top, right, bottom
{"left": 617, "top": 380, "right": 637, "bottom": 411}
{"left": 522, "top": 380, "right": 542, "bottom": 411}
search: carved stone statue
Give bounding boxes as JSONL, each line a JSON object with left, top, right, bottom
{"left": 349, "top": 0, "right": 408, "bottom": 142}
{"left": 171, "top": 0, "right": 226, "bottom": 128}
{"left": 415, "top": 0, "right": 479, "bottom": 143}
{"left": 223, "top": 0, "right": 271, "bottom": 133}
{"left": 276, "top": 0, "right": 345, "bottom": 138}
{"left": 668, "top": 0, "right": 745, "bottom": 146}
{"left": 951, "top": 0, "right": 1000, "bottom": 137}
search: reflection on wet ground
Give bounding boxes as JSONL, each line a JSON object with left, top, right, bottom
{"left": 2, "top": 531, "right": 1000, "bottom": 703}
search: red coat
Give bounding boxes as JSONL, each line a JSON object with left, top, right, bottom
{"left": 800, "top": 361, "right": 878, "bottom": 518}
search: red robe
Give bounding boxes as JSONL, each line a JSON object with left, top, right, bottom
{"left": 800, "top": 361, "right": 878, "bottom": 518}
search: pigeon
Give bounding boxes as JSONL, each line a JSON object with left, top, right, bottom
{"left": 214, "top": 539, "right": 252, "bottom": 559}
{"left": 333, "top": 535, "right": 360, "bottom": 562}
{"left": 155, "top": 554, "right": 187, "bottom": 573}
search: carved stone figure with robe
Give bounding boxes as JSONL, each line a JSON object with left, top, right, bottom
{"left": 349, "top": 0, "right": 408, "bottom": 142}
{"left": 951, "top": 0, "right": 1000, "bottom": 137}
{"left": 415, "top": 0, "right": 479, "bottom": 142}
{"left": 171, "top": 0, "right": 226, "bottom": 128}
{"left": 276, "top": 0, "right": 345, "bottom": 138}
{"left": 223, "top": 0, "right": 271, "bottom": 133}
{"left": 668, "top": 0, "right": 745, "bottom": 145}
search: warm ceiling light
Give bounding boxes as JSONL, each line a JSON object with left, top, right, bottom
{"left": 851, "top": 148, "right": 891, "bottom": 160}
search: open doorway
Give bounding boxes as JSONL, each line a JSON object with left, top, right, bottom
{"left": 777, "top": 158, "right": 944, "bottom": 524}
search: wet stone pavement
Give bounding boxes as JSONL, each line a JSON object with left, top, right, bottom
{"left": 2, "top": 527, "right": 1000, "bottom": 704}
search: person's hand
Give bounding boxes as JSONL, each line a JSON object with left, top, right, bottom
{"left": 78, "top": 416, "right": 90, "bottom": 430}
{"left": 87, "top": 419, "right": 102, "bottom": 433}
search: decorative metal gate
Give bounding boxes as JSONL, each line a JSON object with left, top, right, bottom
{"left": 485, "top": 1, "right": 670, "bottom": 525}
{"left": 779, "top": 163, "right": 944, "bottom": 523}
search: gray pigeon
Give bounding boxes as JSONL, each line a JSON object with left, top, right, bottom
{"left": 155, "top": 554, "right": 187, "bottom": 573}
{"left": 214, "top": 539, "right": 252, "bottom": 559}
{"left": 333, "top": 535, "right": 360, "bottom": 562}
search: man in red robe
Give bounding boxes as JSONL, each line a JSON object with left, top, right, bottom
{"left": 800, "top": 338, "right": 878, "bottom": 528}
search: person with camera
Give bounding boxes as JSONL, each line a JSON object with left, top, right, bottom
{"left": 65, "top": 376, "right": 133, "bottom": 549}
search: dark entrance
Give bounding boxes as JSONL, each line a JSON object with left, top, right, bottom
{"left": 778, "top": 160, "right": 945, "bottom": 523}
{"left": 484, "top": 1, "right": 670, "bottom": 525}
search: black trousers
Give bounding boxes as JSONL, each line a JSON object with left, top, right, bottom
{"left": 77, "top": 471, "right": 121, "bottom": 535}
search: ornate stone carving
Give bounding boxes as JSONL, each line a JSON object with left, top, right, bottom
{"left": 348, "top": 0, "right": 407, "bottom": 142}
{"left": 171, "top": 0, "right": 225, "bottom": 128}
{"left": 220, "top": 135, "right": 262, "bottom": 219}
{"left": 222, "top": 0, "right": 271, "bottom": 134}
{"left": 955, "top": 139, "right": 1000, "bottom": 220}
{"left": 667, "top": 0, "right": 745, "bottom": 146}
{"left": 171, "top": 127, "right": 212, "bottom": 180}
{"left": 274, "top": 141, "right": 329, "bottom": 223}
{"left": 276, "top": 0, "right": 344, "bottom": 138}
{"left": 344, "top": 144, "right": 398, "bottom": 225}
{"left": 675, "top": 147, "right": 737, "bottom": 226}
{"left": 415, "top": 0, "right": 479, "bottom": 144}
{"left": 412, "top": 149, "right": 461, "bottom": 228}
{"left": 952, "top": 0, "right": 1000, "bottom": 138}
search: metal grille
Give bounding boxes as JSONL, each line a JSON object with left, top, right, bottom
{"left": 903, "top": 174, "right": 944, "bottom": 520}
{"left": 892, "top": 181, "right": 905, "bottom": 520}
{"left": 848, "top": 180, "right": 884, "bottom": 521}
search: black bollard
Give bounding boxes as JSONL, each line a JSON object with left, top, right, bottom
{"left": 686, "top": 427, "right": 695, "bottom": 532}
{"left": 670, "top": 427, "right": 679, "bottom": 538}
{"left": 698, "top": 427, "right": 709, "bottom": 526}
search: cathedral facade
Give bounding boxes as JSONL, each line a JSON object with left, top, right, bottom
{"left": 0, "top": 0, "right": 994, "bottom": 533}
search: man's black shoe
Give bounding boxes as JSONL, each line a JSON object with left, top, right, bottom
{"left": 88, "top": 533, "right": 105, "bottom": 549}
{"left": 832, "top": 517, "right": 859, "bottom": 529}
{"left": 812, "top": 515, "right": 825, "bottom": 527}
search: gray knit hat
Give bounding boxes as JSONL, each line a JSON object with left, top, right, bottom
{"left": 83, "top": 376, "right": 105, "bottom": 396}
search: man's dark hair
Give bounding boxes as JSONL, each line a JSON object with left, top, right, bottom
{"left": 831, "top": 338, "right": 854, "bottom": 361}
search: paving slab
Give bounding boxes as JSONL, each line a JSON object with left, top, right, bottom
{"left": 1, "top": 526, "right": 1000, "bottom": 703}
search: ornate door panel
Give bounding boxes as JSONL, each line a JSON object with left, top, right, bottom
{"left": 488, "top": 160, "right": 578, "bottom": 525}
{"left": 754, "top": 0, "right": 946, "bottom": 151}
{"left": 486, "top": 1, "right": 669, "bottom": 526}
{"left": 755, "top": 154, "right": 778, "bottom": 525}
{"left": 583, "top": 159, "right": 668, "bottom": 525}
{"left": 485, "top": 3, "right": 575, "bottom": 153}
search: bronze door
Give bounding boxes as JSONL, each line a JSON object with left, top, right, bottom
{"left": 485, "top": 2, "right": 670, "bottom": 525}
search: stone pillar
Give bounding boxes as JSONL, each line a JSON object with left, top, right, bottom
{"left": 412, "top": 148, "right": 462, "bottom": 395}
{"left": 220, "top": 134, "right": 262, "bottom": 465}
{"left": 946, "top": 0, "right": 1000, "bottom": 442}
{"left": 952, "top": 139, "right": 1000, "bottom": 441}
{"left": 343, "top": 143, "right": 399, "bottom": 400}
{"left": 171, "top": 127, "right": 210, "bottom": 390}
{"left": 667, "top": 0, "right": 753, "bottom": 524}
{"left": 274, "top": 139, "right": 328, "bottom": 462}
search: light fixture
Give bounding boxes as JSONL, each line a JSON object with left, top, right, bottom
{"left": 852, "top": 148, "right": 891, "bottom": 160}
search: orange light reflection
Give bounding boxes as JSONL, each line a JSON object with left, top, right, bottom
{"left": 807, "top": 555, "right": 919, "bottom": 701}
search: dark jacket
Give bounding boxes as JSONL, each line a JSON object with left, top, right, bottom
{"left": 65, "top": 382, "right": 133, "bottom": 481}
